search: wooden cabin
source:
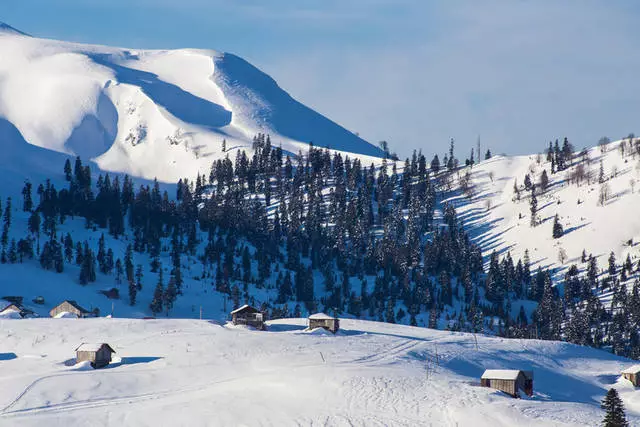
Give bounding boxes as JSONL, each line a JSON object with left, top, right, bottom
{"left": 50, "top": 300, "right": 94, "bottom": 318}
{"left": 481, "top": 369, "right": 533, "bottom": 398}
{"left": 0, "top": 303, "right": 26, "bottom": 318}
{"left": 230, "top": 305, "right": 265, "bottom": 330}
{"left": 622, "top": 365, "right": 640, "bottom": 386}
{"left": 76, "top": 343, "right": 115, "bottom": 368}
{"left": 308, "top": 313, "right": 340, "bottom": 333}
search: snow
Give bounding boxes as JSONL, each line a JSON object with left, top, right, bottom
{"left": 229, "top": 304, "right": 254, "bottom": 315}
{"left": 481, "top": 369, "right": 525, "bottom": 380}
{"left": 446, "top": 138, "right": 640, "bottom": 281}
{"left": 0, "top": 25, "right": 384, "bottom": 184}
{"left": 0, "top": 318, "right": 638, "bottom": 426}
{"left": 75, "top": 343, "right": 114, "bottom": 353}
{"left": 622, "top": 365, "right": 640, "bottom": 374}
{"left": 308, "top": 312, "right": 335, "bottom": 320}
{"left": 0, "top": 311, "right": 22, "bottom": 319}
{"left": 54, "top": 312, "right": 78, "bottom": 319}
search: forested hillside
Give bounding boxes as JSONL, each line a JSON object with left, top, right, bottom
{"left": 3, "top": 133, "right": 640, "bottom": 361}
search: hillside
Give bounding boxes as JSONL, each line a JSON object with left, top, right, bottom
{"left": 1, "top": 318, "right": 638, "bottom": 426}
{"left": 448, "top": 137, "right": 640, "bottom": 280}
{"left": 0, "top": 22, "right": 384, "bottom": 183}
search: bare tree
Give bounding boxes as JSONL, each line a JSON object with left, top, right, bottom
{"left": 459, "top": 170, "right": 474, "bottom": 198}
{"left": 558, "top": 247, "right": 568, "bottom": 264}
{"left": 631, "top": 178, "right": 636, "bottom": 194}
{"left": 599, "top": 136, "right": 611, "bottom": 153}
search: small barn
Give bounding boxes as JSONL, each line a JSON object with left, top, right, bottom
{"left": 481, "top": 369, "right": 533, "bottom": 398}
{"left": 0, "top": 303, "right": 35, "bottom": 318}
{"left": 622, "top": 365, "right": 640, "bottom": 386}
{"left": 50, "top": 300, "right": 93, "bottom": 318}
{"left": 308, "top": 313, "right": 340, "bottom": 334}
{"left": 0, "top": 303, "right": 25, "bottom": 318}
{"left": 230, "top": 305, "right": 265, "bottom": 330}
{"left": 76, "top": 343, "right": 116, "bottom": 368}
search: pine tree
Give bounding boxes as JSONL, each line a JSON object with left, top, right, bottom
{"left": 609, "top": 252, "right": 617, "bottom": 276}
{"left": 135, "top": 264, "right": 143, "bottom": 291}
{"left": 529, "top": 186, "right": 538, "bottom": 227}
{"left": 22, "top": 181, "right": 33, "bottom": 212}
{"left": 64, "top": 159, "right": 72, "bottom": 181}
{"left": 540, "top": 170, "right": 549, "bottom": 191}
{"left": 552, "top": 214, "right": 564, "bottom": 238}
{"left": 601, "top": 388, "right": 628, "bottom": 427}
{"left": 128, "top": 279, "right": 137, "bottom": 306}
{"left": 150, "top": 268, "right": 164, "bottom": 315}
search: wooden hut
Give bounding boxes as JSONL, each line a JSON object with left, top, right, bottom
{"left": 230, "top": 305, "right": 265, "bottom": 330}
{"left": 308, "top": 313, "right": 340, "bottom": 333}
{"left": 0, "top": 303, "right": 26, "bottom": 318}
{"left": 50, "top": 300, "right": 93, "bottom": 318}
{"left": 480, "top": 369, "right": 533, "bottom": 398}
{"left": 75, "top": 343, "right": 115, "bottom": 368}
{"left": 622, "top": 365, "right": 640, "bottom": 386}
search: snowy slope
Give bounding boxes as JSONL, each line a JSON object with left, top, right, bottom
{"left": 0, "top": 22, "right": 384, "bottom": 183}
{"left": 0, "top": 318, "right": 637, "bottom": 426}
{"left": 447, "top": 138, "right": 640, "bottom": 278}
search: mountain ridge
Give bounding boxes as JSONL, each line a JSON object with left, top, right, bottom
{"left": 0, "top": 24, "right": 384, "bottom": 183}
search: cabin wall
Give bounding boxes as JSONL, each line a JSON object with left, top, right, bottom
{"left": 76, "top": 351, "right": 96, "bottom": 364}
{"left": 482, "top": 379, "right": 516, "bottom": 396}
{"left": 50, "top": 302, "right": 82, "bottom": 318}
{"left": 309, "top": 319, "right": 339, "bottom": 333}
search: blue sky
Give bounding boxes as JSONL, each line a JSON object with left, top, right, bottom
{"left": 3, "top": 1, "right": 640, "bottom": 158}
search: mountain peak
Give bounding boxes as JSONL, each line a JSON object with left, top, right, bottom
{"left": 0, "top": 22, "right": 30, "bottom": 36}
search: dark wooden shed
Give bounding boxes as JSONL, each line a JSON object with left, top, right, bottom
{"left": 230, "top": 305, "right": 265, "bottom": 330}
{"left": 50, "top": 300, "right": 94, "bottom": 318}
{"left": 622, "top": 365, "right": 640, "bottom": 386}
{"left": 481, "top": 369, "right": 533, "bottom": 398}
{"left": 308, "top": 313, "right": 340, "bottom": 333}
{"left": 76, "top": 343, "right": 115, "bottom": 368}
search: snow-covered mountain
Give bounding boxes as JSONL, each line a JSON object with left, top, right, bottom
{"left": 1, "top": 317, "right": 638, "bottom": 426}
{"left": 0, "top": 23, "right": 384, "bottom": 183}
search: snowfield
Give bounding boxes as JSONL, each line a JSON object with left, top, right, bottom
{"left": 0, "top": 318, "right": 639, "bottom": 426}
{"left": 0, "top": 22, "right": 384, "bottom": 183}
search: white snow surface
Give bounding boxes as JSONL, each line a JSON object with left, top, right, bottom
{"left": 0, "top": 23, "right": 384, "bottom": 183}
{"left": 0, "top": 318, "right": 638, "bottom": 426}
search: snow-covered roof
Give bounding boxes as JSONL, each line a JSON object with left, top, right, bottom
{"left": 0, "top": 303, "right": 22, "bottom": 313}
{"left": 230, "top": 304, "right": 259, "bottom": 315}
{"left": 622, "top": 365, "right": 640, "bottom": 374}
{"left": 481, "top": 369, "right": 523, "bottom": 380}
{"left": 309, "top": 313, "right": 335, "bottom": 320}
{"left": 75, "top": 343, "right": 115, "bottom": 353}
